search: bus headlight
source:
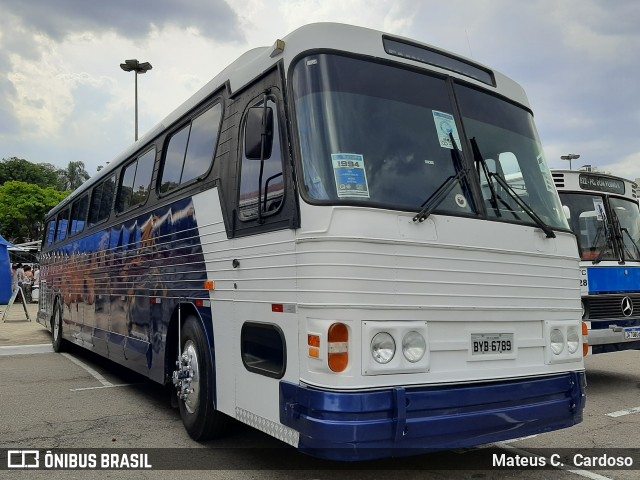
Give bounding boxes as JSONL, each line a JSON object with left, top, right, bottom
{"left": 550, "top": 328, "right": 565, "bottom": 355}
{"left": 371, "top": 332, "right": 395, "bottom": 364}
{"left": 402, "top": 331, "right": 426, "bottom": 363}
{"left": 567, "top": 326, "right": 580, "bottom": 354}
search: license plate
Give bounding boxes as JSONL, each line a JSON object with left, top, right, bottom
{"left": 471, "top": 333, "right": 514, "bottom": 355}
{"left": 624, "top": 327, "right": 640, "bottom": 340}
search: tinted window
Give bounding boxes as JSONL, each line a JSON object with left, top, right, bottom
{"left": 55, "top": 208, "right": 70, "bottom": 243}
{"left": 292, "top": 54, "right": 471, "bottom": 214}
{"left": 117, "top": 161, "right": 137, "bottom": 212}
{"left": 88, "top": 175, "right": 116, "bottom": 226}
{"left": 69, "top": 195, "right": 88, "bottom": 236}
{"left": 160, "top": 102, "right": 222, "bottom": 193}
{"left": 160, "top": 125, "right": 189, "bottom": 193}
{"left": 182, "top": 105, "right": 222, "bottom": 183}
{"left": 117, "top": 149, "right": 155, "bottom": 212}
{"left": 45, "top": 220, "right": 56, "bottom": 247}
{"left": 239, "top": 99, "right": 284, "bottom": 220}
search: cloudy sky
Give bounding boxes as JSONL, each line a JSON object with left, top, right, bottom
{"left": 0, "top": 0, "right": 638, "bottom": 181}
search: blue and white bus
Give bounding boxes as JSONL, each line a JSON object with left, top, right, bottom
{"left": 38, "top": 23, "right": 585, "bottom": 460}
{"left": 553, "top": 169, "right": 640, "bottom": 354}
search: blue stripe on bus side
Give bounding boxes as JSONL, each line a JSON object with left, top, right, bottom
{"left": 47, "top": 196, "right": 211, "bottom": 383}
{"left": 587, "top": 267, "right": 640, "bottom": 294}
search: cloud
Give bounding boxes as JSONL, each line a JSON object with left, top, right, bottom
{"left": 1, "top": 0, "right": 243, "bottom": 43}
{"left": 601, "top": 151, "right": 640, "bottom": 182}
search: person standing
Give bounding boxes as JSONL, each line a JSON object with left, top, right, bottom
{"left": 23, "top": 265, "right": 34, "bottom": 302}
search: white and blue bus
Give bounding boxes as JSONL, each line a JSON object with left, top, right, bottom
{"left": 38, "top": 23, "right": 585, "bottom": 460}
{"left": 553, "top": 169, "right": 640, "bottom": 354}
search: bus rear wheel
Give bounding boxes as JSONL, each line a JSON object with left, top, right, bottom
{"left": 175, "top": 316, "right": 229, "bottom": 441}
{"left": 51, "top": 302, "right": 65, "bottom": 353}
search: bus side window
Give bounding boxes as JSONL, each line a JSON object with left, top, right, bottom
{"left": 117, "top": 148, "right": 155, "bottom": 212}
{"left": 238, "top": 98, "right": 284, "bottom": 221}
{"left": 45, "top": 219, "right": 57, "bottom": 247}
{"left": 69, "top": 194, "right": 89, "bottom": 236}
{"left": 88, "top": 174, "right": 116, "bottom": 227}
{"left": 55, "top": 208, "right": 70, "bottom": 243}
{"left": 160, "top": 103, "right": 222, "bottom": 194}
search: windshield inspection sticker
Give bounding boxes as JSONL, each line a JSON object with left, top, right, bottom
{"left": 432, "top": 110, "right": 462, "bottom": 150}
{"left": 332, "top": 153, "right": 370, "bottom": 199}
{"left": 593, "top": 197, "right": 606, "bottom": 221}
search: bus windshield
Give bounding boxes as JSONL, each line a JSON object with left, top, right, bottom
{"left": 559, "top": 193, "right": 617, "bottom": 261}
{"left": 291, "top": 53, "right": 567, "bottom": 230}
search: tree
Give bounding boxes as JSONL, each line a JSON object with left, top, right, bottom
{"left": 0, "top": 181, "right": 69, "bottom": 243}
{"left": 60, "top": 161, "right": 90, "bottom": 191}
{"left": 0, "top": 157, "right": 66, "bottom": 190}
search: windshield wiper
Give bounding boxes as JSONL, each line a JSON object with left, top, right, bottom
{"left": 610, "top": 209, "right": 635, "bottom": 263}
{"left": 590, "top": 221, "right": 614, "bottom": 264}
{"left": 469, "top": 137, "right": 555, "bottom": 238}
{"left": 413, "top": 133, "right": 469, "bottom": 223}
{"left": 620, "top": 227, "right": 640, "bottom": 259}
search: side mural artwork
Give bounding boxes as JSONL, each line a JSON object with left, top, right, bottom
{"left": 40, "top": 197, "right": 210, "bottom": 381}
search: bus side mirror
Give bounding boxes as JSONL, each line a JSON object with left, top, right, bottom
{"left": 244, "top": 106, "right": 273, "bottom": 160}
{"left": 562, "top": 205, "right": 571, "bottom": 221}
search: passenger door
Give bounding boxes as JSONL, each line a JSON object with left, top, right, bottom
{"left": 228, "top": 69, "right": 300, "bottom": 431}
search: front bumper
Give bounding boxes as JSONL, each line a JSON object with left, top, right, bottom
{"left": 280, "top": 372, "right": 586, "bottom": 461}
{"left": 587, "top": 319, "right": 640, "bottom": 353}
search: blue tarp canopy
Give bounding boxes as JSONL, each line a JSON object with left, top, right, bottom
{"left": 0, "top": 234, "right": 15, "bottom": 304}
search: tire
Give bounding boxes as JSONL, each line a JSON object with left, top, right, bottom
{"left": 51, "top": 301, "right": 65, "bottom": 353}
{"left": 177, "top": 316, "right": 229, "bottom": 441}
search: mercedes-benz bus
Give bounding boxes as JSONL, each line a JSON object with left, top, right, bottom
{"left": 553, "top": 169, "right": 640, "bottom": 354}
{"left": 38, "top": 23, "right": 585, "bottom": 460}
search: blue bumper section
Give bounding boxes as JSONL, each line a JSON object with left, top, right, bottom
{"left": 280, "top": 372, "right": 585, "bottom": 461}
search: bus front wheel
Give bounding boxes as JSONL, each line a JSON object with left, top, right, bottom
{"left": 175, "top": 316, "right": 229, "bottom": 441}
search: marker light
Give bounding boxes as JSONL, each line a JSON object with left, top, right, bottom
{"left": 567, "top": 326, "right": 580, "bottom": 354}
{"left": 582, "top": 321, "right": 589, "bottom": 357}
{"left": 328, "top": 323, "right": 349, "bottom": 372}
{"left": 550, "top": 328, "right": 565, "bottom": 355}
{"left": 308, "top": 334, "right": 320, "bottom": 359}
{"left": 371, "top": 332, "right": 395, "bottom": 364}
{"left": 402, "top": 331, "right": 426, "bottom": 363}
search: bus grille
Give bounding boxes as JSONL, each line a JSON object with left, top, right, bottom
{"left": 552, "top": 172, "right": 565, "bottom": 188}
{"left": 585, "top": 294, "right": 640, "bottom": 320}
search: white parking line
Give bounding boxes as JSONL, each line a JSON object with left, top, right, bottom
{"left": 606, "top": 406, "right": 640, "bottom": 418}
{"left": 0, "top": 344, "right": 53, "bottom": 356}
{"left": 61, "top": 352, "right": 113, "bottom": 387}
{"left": 496, "top": 443, "right": 614, "bottom": 480}
{"left": 70, "top": 384, "right": 138, "bottom": 392}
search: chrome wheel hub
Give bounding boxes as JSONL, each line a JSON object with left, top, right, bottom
{"left": 172, "top": 340, "right": 200, "bottom": 414}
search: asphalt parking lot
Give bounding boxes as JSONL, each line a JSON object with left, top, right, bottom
{"left": 1, "top": 304, "right": 639, "bottom": 479}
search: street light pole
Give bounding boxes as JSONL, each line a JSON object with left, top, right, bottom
{"left": 560, "top": 153, "right": 580, "bottom": 170}
{"left": 120, "top": 59, "right": 152, "bottom": 141}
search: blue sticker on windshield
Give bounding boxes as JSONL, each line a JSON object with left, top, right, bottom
{"left": 332, "top": 153, "right": 370, "bottom": 198}
{"left": 432, "top": 110, "right": 462, "bottom": 150}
